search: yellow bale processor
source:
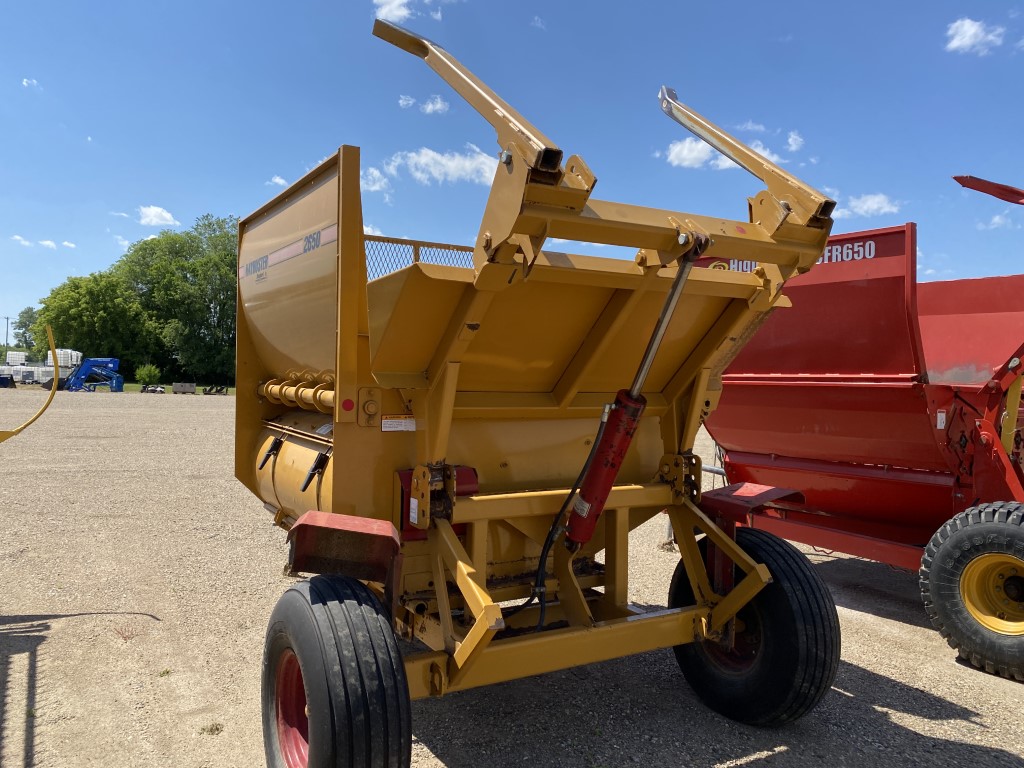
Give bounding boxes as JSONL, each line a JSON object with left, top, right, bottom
{"left": 236, "top": 21, "right": 839, "bottom": 767}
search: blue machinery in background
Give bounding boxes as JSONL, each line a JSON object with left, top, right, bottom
{"left": 64, "top": 358, "right": 124, "bottom": 392}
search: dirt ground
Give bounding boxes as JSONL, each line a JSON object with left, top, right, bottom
{"left": 2, "top": 389, "right": 1023, "bottom": 768}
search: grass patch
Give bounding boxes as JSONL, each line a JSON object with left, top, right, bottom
{"left": 199, "top": 722, "right": 224, "bottom": 736}
{"left": 158, "top": 668, "right": 172, "bottom": 677}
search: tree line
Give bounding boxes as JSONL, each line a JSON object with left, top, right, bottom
{"left": 21, "top": 215, "right": 238, "bottom": 384}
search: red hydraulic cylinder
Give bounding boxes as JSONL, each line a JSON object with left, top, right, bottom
{"left": 565, "top": 389, "right": 646, "bottom": 549}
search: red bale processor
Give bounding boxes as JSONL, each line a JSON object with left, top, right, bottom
{"left": 701, "top": 176, "right": 1024, "bottom": 680}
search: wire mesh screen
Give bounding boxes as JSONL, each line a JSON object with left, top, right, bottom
{"left": 364, "top": 236, "right": 474, "bottom": 280}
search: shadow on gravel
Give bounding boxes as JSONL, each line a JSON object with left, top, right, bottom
{"left": 809, "top": 554, "right": 933, "bottom": 630}
{"left": 411, "top": 654, "right": 1020, "bottom": 768}
{"left": 0, "top": 612, "right": 159, "bottom": 768}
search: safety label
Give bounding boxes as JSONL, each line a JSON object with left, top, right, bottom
{"left": 382, "top": 415, "right": 416, "bottom": 432}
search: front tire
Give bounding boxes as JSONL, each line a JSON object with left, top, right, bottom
{"left": 262, "top": 575, "right": 412, "bottom": 768}
{"left": 668, "top": 528, "right": 840, "bottom": 726}
{"left": 920, "top": 502, "right": 1024, "bottom": 680}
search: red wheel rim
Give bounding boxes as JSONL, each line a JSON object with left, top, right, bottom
{"left": 275, "top": 649, "right": 309, "bottom": 767}
{"left": 703, "top": 607, "right": 763, "bottom": 673}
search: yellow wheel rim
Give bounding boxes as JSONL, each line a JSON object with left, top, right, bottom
{"left": 960, "top": 553, "right": 1024, "bottom": 635}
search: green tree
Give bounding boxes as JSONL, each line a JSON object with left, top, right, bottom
{"left": 32, "top": 214, "right": 238, "bottom": 384}
{"left": 113, "top": 214, "right": 237, "bottom": 382}
{"left": 135, "top": 363, "right": 161, "bottom": 386}
{"left": 13, "top": 306, "right": 38, "bottom": 349}
{"left": 32, "top": 272, "right": 162, "bottom": 375}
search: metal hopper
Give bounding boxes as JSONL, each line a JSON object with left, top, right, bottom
{"left": 236, "top": 20, "right": 839, "bottom": 766}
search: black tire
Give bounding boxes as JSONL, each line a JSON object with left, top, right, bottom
{"left": 262, "top": 575, "right": 412, "bottom": 768}
{"left": 668, "top": 528, "right": 840, "bottom": 726}
{"left": 920, "top": 501, "right": 1024, "bottom": 681}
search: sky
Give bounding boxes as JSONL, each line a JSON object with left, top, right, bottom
{"left": 2, "top": 1, "right": 1022, "bottom": 329}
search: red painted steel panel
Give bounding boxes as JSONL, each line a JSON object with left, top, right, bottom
{"left": 287, "top": 510, "right": 401, "bottom": 580}
{"left": 700, "top": 225, "right": 923, "bottom": 376}
{"left": 702, "top": 222, "right": 1024, "bottom": 567}
{"left": 723, "top": 451, "right": 955, "bottom": 536}
{"left": 918, "top": 274, "right": 1024, "bottom": 386}
{"left": 713, "top": 381, "right": 949, "bottom": 471}
{"left": 741, "top": 516, "right": 924, "bottom": 571}
{"left": 953, "top": 175, "right": 1024, "bottom": 205}
{"left": 699, "top": 482, "right": 805, "bottom": 519}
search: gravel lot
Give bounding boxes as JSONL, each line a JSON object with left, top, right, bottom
{"left": 2, "top": 389, "right": 1023, "bottom": 768}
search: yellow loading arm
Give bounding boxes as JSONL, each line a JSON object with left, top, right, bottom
{"left": 0, "top": 326, "right": 59, "bottom": 445}
{"left": 364, "top": 20, "right": 835, "bottom": 693}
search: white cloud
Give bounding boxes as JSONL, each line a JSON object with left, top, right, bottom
{"left": 945, "top": 18, "right": 1004, "bottom": 55}
{"left": 383, "top": 155, "right": 402, "bottom": 176}
{"left": 115, "top": 235, "right": 130, "bottom": 251}
{"left": 419, "top": 94, "right": 449, "bottom": 115}
{"left": 531, "top": 16, "right": 546, "bottom": 30}
{"left": 665, "top": 137, "right": 741, "bottom": 170}
{"left": 834, "top": 193, "right": 900, "bottom": 219}
{"left": 38, "top": 240, "right": 57, "bottom": 249}
{"left": 145, "top": 235, "right": 158, "bottom": 240}
{"left": 749, "top": 140, "right": 784, "bottom": 164}
{"left": 109, "top": 211, "right": 130, "bottom": 218}
{"left": 374, "top": 0, "right": 413, "bottom": 23}
{"left": 977, "top": 211, "right": 1013, "bottom": 230}
{"left": 666, "top": 138, "right": 713, "bottom": 168}
{"left": 62, "top": 241, "right": 76, "bottom": 248}
{"left": 550, "top": 238, "right": 606, "bottom": 248}
{"left": 138, "top": 205, "right": 180, "bottom": 226}
{"left": 787, "top": 131, "right": 804, "bottom": 152}
{"left": 21, "top": 78, "right": 38, "bottom": 88}
{"left": 364, "top": 224, "right": 385, "bottom": 236}
{"left": 304, "top": 153, "right": 333, "bottom": 173}
{"left": 11, "top": 235, "right": 33, "bottom": 247}
{"left": 266, "top": 175, "right": 288, "bottom": 186}
{"left": 737, "top": 120, "right": 765, "bottom": 132}
{"left": 86, "top": 136, "right": 93, "bottom": 143}
{"left": 398, "top": 94, "right": 415, "bottom": 109}
{"left": 430, "top": 7, "right": 441, "bottom": 20}
{"left": 361, "top": 166, "right": 392, "bottom": 193}
{"left": 387, "top": 144, "right": 495, "bottom": 185}
{"left": 916, "top": 247, "right": 953, "bottom": 279}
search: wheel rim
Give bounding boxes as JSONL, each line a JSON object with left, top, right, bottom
{"left": 702, "top": 611, "right": 763, "bottom": 672}
{"left": 275, "top": 649, "right": 309, "bottom": 767}
{"left": 960, "top": 553, "right": 1024, "bottom": 635}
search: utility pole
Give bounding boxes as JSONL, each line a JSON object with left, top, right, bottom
{"left": 3, "top": 316, "right": 10, "bottom": 352}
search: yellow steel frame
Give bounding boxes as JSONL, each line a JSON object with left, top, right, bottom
{"left": 399, "top": 486, "right": 770, "bottom": 699}
{"left": 235, "top": 20, "right": 835, "bottom": 699}
{"left": 1002, "top": 373, "right": 1022, "bottom": 455}
{"left": 364, "top": 20, "right": 830, "bottom": 693}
